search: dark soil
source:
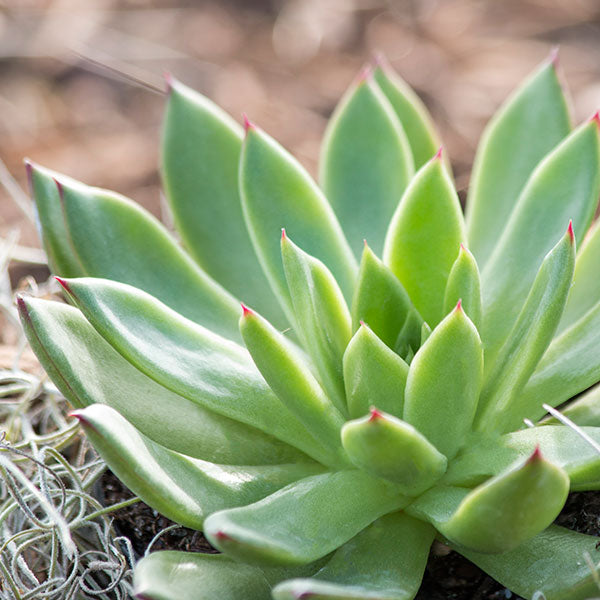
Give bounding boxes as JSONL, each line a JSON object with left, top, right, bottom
{"left": 100, "top": 471, "right": 600, "bottom": 599}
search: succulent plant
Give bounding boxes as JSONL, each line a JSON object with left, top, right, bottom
{"left": 17, "top": 52, "right": 600, "bottom": 600}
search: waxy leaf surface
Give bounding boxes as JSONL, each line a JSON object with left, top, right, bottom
{"left": 466, "top": 58, "right": 571, "bottom": 267}
{"left": 384, "top": 156, "right": 465, "bottom": 327}
{"left": 204, "top": 470, "right": 409, "bottom": 566}
{"left": 320, "top": 72, "right": 413, "bottom": 257}
{"left": 162, "top": 79, "right": 285, "bottom": 327}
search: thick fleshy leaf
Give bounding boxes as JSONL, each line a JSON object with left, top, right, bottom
{"left": 320, "top": 68, "right": 414, "bottom": 257}
{"left": 475, "top": 226, "right": 575, "bottom": 433}
{"left": 445, "top": 425, "right": 600, "bottom": 491}
{"left": 240, "top": 305, "right": 348, "bottom": 466}
{"left": 55, "top": 277, "right": 335, "bottom": 466}
{"left": 272, "top": 513, "right": 435, "bottom": 600}
{"left": 74, "top": 405, "right": 324, "bottom": 530}
{"left": 481, "top": 118, "right": 600, "bottom": 364}
{"left": 26, "top": 162, "right": 85, "bottom": 278}
{"left": 204, "top": 470, "right": 409, "bottom": 566}
{"left": 134, "top": 552, "right": 272, "bottom": 600}
{"left": 351, "top": 243, "right": 421, "bottom": 351}
{"left": 281, "top": 232, "right": 351, "bottom": 412}
{"left": 394, "top": 310, "right": 422, "bottom": 361}
{"left": 410, "top": 450, "right": 569, "bottom": 553}
{"left": 518, "top": 301, "right": 600, "bottom": 425}
{"left": 373, "top": 55, "right": 442, "bottom": 170}
{"left": 161, "top": 79, "right": 285, "bottom": 327}
{"left": 383, "top": 154, "right": 465, "bottom": 327}
{"left": 465, "top": 56, "right": 571, "bottom": 268}
{"left": 240, "top": 123, "right": 357, "bottom": 316}
{"left": 18, "top": 297, "right": 304, "bottom": 465}
{"left": 343, "top": 324, "right": 408, "bottom": 419}
{"left": 403, "top": 304, "right": 483, "bottom": 458}
{"left": 556, "top": 384, "right": 600, "bottom": 427}
{"left": 459, "top": 526, "right": 600, "bottom": 600}
{"left": 559, "top": 219, "right": 600, "bottom": 334}
{"left": 29, "top": 163, "right": 243, "bottom": 341}
{"left": 342, "top": 408, "right": 447, "bottom": 494}
{"left": 443, "top": 244, "right": 482, "bottom": 331}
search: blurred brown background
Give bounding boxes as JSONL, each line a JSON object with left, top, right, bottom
{"left": 1, "top": 0, "right": 600, "bottom": 263}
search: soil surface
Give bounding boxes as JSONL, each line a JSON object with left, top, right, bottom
{"left": 100, "top": 471, "right": 600, "bottom": 599}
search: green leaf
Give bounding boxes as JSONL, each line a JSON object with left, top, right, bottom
{"left": 204, "top": 470, "right": 409, "bottom": 566}
{"left": 555, "top": 384, "right": 600, "bottom": 427}
{"left": 240, "top": 123, "right": 357, "bottom": 317}
{"left": 518, "top": 300, "right": 600, "bottom": 425}
{"left": 343, "top": 323, "right": 409, "bottom": 419}
{"left": 351, "top": 242, "right": 421, "bottom": 351}
{"left": 272, "top": 513, "right": 435, "bottom": 600}
{"left": 281, "top": 232, "right": 351, "bottom": 413}
{"left": 18, "top": 297, "right": 303, "bottom": 465}
{"left": 30, "top": 163, "right": 243, "bottom": 341}
{"left": 134, "top": 552, "right": 272, "bottom": 600}
{"left": 383, "top": 154, "right": 465, "bottom": 327}
{"left": 481, "top": 118, "right": 600, "bottom": 364}
{"left": 74, "top": 404, "right": 324, "bottom": 530}
{"left": 26, "top": 162, "right": 85, "bottom": 278}
{"left": 240, "top": 305, "right": 348, "bottom": 467}
{"left": 445, "top": 425, "right": 600, "bottom": 491}
{"left": 475, "top": 226, "right": 575, "bottom": 433}
{"left": 373, "top": 55, "right": 442, "bottom": 170}
{"left": 55, "top": 277, "right": 334, "bottom": 467}
{"left": 319, "top": 69, "right": 414, "bottom": 257}
{"left": 394, "top": 310, "right": 422, "bottom": 361}
{"left": 403, "top": 304, "right": 483, "bottom": 459}
{"left": 161, "top": 79, "right": 286, "bottom": 327}
{"left": 341, "top": 408, "right": 447, "bottom": 494}
{"left": 465, "top": 56, "right": 571, "bottom": 268}
{"left": 559, "top": 218, "right": 600, "bottom": 334}
{"left": 443, "top": 244, "right": 482, "bottom": 331}
{"left": 410, "top": 450, "right": 569, "bottom": 553}
{"left": 459, "top": 526, "right": 600, "bottom": 600}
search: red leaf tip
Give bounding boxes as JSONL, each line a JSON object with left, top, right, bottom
{"left": 368, "top": 407, "right": 383, "bottom": 422}
{"left": 214, "top": 530, "right": 232, "bottom": 542}
{"left": 164, "top": 71, "right": 174, "bottom": 93}
{"left": 359, "top": 320, "right": 366, "bottom": 328}
{"left": 52, "top": 177, "right": 64, "bottom": 200}
{"left": 527, "top": 445, "right": 543, "bottom": 463}
{"left": 548, "top": 46, "right": 560, "bottom": 68}
{"left": 567, "top": 220, "right": 574, "bottom": 242}
{"left": 590, "top": 110, "right": 600, "bottom": 128}
{"left": 455, "top": 298, "right": 463, "bottom": 312}
{"left": 356, "top": 63, "right": 373, "bottom": 84}
{"left": 281, "top": 227, "right": 287, "bottom": 241}
{"left": 242, "top": 113, "right": 255, "bottom": 133}
{"left": 55, "top": 276, "right": 70, "bottom": 292}
{"left": 371, "top": 50, "right": 388, "bottom": 70}
{"left": 16, "top": 294, "right": 27, "bottom": 312}
{"left": 241, "top": 303, "right": 254, "bottom": 317}
{"left": 434, "top": 146, "right": 443, "bottom": 161}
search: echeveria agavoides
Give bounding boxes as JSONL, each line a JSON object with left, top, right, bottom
{"left": 19, "top": 52, "right": 600, "bottom": 600}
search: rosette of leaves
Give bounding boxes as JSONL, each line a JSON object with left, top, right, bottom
{"left": 17, "top": 52, "right": 600, "bottom": 600}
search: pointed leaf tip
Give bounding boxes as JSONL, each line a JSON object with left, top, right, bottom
{"left": 54, "top": 276, "right": 70, "bottom": 292}
{"left": 434, "top": 146, "right": 443, "bottom": 161}
{"left": 15, "top": 295, "right": 27, "bottom": 315}
{"left": 241, "top": 303, "right": 254, "bottom": 317}
{"left": 590, "top": 110, "right": 600, "bottom": 127}
{"left": 368, "top": 407, "right": 383, "bottom": 422}
{"left": 356, "top": 64, "right": 373, "bottom": 84}
{"left": 527, "top": 445, "right": 543, "bottom": 463}
{"left": 52, "top": 177, "right": 64, "bottom": 200}
{"left": 242, "top": 113, "right": 255, "bottom": 133}
{"left": 214, "top": 530, "right": 232, "bottom": 542}
{"left": 567, "top": 219, "right": 574, "bottom": 242}
{"left": 548, "top": 46, "right": 560, "bottom": 68}
{"left": 164, "top": 71, "right": 173, "bottom": 93}
{"left": 455, "top": 298, "right": 463, "bottom": 312}
{"left": 281, "top": 227, "right": 287, "bottom": 241}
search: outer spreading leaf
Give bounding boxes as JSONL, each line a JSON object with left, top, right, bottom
{"left": 56, "top": 277, "right": 335, "bottom": 466}
{"left": 445, "top": 425, "right": 600, "bottom": 491}
{"left": 162, "top": 79, "right": 285, "bottom": 327}
{"left": 351, "top": 243, "right": 421, "bottom": 351}
{"left": 403, "top": 304, "right": 483, "bottom": 459}
{"left": 343, "top": 324, "right": 409, "bottom": 419}
{"left": 240, "top": 306, "right": 347, "bottom": 466}
{"left": 373, "top": 55, "right": 442, "bottom": 170}
{"left": 481, "top": 118, "right": 600, "bottom": 363}
{"left": 272, "top": 513, "right": 435, "bottom": 600}
{"left": 281, "top": 233, "right": 351, "bottom": 412}
{"left": 320, "top": 70, "right": 414, "bottom": 257}
{"left": 134, "top": 552, "right": 272, "bottom": 600}
{"left": 460, "top": 526, "right": 600, "bottom": 600}
{"left": 204, "top": 471, "right": 409, "bottom": 566}
{"left": 475, "top": 226, "right": 575, "bottom": 433}
{"left": 443, "top": 244, "right": 482, "bottom": 331}
{"left": 555, "top": 384, "right": 600, "bottom": 427}
{"left": 465, "top": 56, "right": 571, "bottom": 268}
{"left": 240, "top": 123, "right": 357, "bottom": 316}
{"left": 18, "top": 297, "right": 303, "bottom": 465}
{"left": 383, "top": 155, "right": 465, "bottom": 327}
{"left": 559, "top": 219, "right": 600, "bottom": 333}
{"left": 519, "top": 301, "right": 600, "bottom": 424}
{"left": 342, "top": 409, "right": 447, "bottom": 494}
{"left": 410, "top": 451, "right": 569, "bottom": 553}
{"left": 75, "top": 405, "right": 324, "bottom": 530}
